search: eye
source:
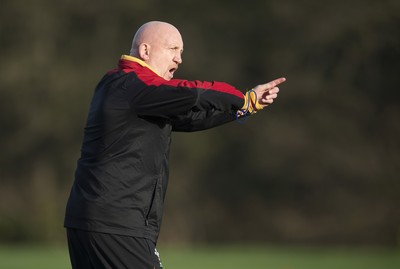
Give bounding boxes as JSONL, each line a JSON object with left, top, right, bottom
{"left": 169, "top": 47, "right": 183, "bottom": 53}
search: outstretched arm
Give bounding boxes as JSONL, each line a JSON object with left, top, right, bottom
{"left": 172, "top": 77, "right": 287, "bottom": 131}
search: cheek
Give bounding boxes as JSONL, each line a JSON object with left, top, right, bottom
{"left": 150, "top": 52, "right": 173, "bottom": 76}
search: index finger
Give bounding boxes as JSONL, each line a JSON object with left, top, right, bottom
{"left": 263, "top": 77, "right": 286, "bottom": 89}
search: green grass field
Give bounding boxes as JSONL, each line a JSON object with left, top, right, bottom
{"left": 0, "top": 244, "right": 399, "bottom": 269}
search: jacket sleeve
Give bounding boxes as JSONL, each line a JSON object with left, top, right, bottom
{"left": 170, "top": 109, "right": 236, "bottom": 132}
{"left": 126, "top": 71, "right": 245, "bottom": 123}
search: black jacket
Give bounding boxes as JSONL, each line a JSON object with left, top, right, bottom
{"left": 64, "top": 55, "right": 245, "bottom": 243}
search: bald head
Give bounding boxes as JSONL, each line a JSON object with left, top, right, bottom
{"left": 130, "top": 21, "right": 181, "bottom": 57}
{"left": 128, "top": 21, "right": 184, "bottom": 80}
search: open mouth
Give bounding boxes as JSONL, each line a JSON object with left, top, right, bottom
{"left": 169, "top": 68, "right": 177, "bottom": 75}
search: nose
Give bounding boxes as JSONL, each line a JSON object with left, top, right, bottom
{"left": 174, "top": 52, "right": 182, "bottom": 64}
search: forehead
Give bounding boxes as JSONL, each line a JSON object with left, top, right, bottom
{"left": 159, "top": 26, "right": 183, "bottom": 48}
{"left": 165, "top": 37, "right": 183, "bottom": 49}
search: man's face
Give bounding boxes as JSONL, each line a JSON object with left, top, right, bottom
{"left": 147, "top": 30, "right": 184, "bottom": 80}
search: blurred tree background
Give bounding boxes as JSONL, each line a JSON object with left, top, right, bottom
{"left": 0, "top": 0, "right": 399, "bottom": 247}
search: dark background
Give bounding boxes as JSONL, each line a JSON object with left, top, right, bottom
{"left": 1, "top": 0, "right": 399, "bottom": 247}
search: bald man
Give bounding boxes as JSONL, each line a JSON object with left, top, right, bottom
{"left": 64, "top": 21, "right": 285, "bottom": 269}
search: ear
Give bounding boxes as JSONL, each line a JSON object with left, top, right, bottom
{"left": 138, "top": 43, "right": 151, "bottom": 60}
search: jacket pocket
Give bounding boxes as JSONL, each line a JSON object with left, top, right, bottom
{"left": 145, "top": 176, "right": 163, "bottom": 226}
